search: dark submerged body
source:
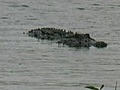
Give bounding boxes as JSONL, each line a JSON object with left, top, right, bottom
{"left": 27, "top": 28, "right": 107, "bottom": 48}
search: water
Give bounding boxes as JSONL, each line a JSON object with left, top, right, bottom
{"left": 0, "top": 0, "right": 120, "bottom": 90}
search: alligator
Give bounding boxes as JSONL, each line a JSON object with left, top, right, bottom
{"left": 27, "top": 27, "right": 107, "bottom": 48}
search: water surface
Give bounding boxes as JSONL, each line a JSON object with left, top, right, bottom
{"left": 0, "top": 0, "right": 120, "bottom": 90}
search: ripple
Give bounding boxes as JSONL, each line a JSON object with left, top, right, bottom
{"left": 26, "top": 18, "right": 37, "bottom": 20}
{"left": 92, "top": 4, "right": 101, "bottom": 6}
{"left": 0, "top": 17, "right": 9, "bottom": 19}
{"left": 8, "top": 4, "right": 29, "bottom": 8}
{"left": 21, "top": 5, "right": 29, "bottom": 7}
{"left": 76, "top": 8, "right": 85, "bottom": 10}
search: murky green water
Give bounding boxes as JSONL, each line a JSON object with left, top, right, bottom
{"left": 0, "top": 0, "right": 120, "bottom": 90}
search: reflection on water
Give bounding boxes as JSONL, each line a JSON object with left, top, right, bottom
{"left": 0, "top": 0, "right": 120, "bottom": 90}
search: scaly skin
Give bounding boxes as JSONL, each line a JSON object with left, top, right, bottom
{"left": 27, "top": 28, "right": 107, "bottom": 48}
